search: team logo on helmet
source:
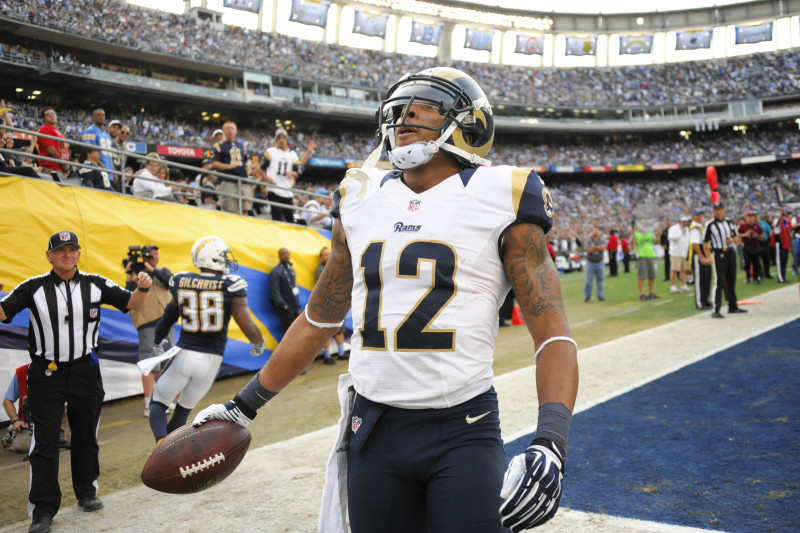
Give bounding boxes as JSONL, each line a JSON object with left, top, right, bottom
{"left": 542, "top": 188, "right": 554, "bottom": 219}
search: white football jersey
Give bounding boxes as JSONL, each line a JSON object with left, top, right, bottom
{"left": 333, "top": 165, "right": 554, "bottom": 409}
{"left": 262, "top": 146, "right": 299, "bottom": 198}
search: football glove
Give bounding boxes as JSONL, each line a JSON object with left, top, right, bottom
{"left": 499, "top": 439, "right": 564, "bottom": 531}
{"left": 192, "top": 400, "right": 252, "bottom": 428}
{"left": 250, "top": 343, "right": 265, "bottom": 357}
{"left": 152, "top": 338, "right": 170, "bottom": 357}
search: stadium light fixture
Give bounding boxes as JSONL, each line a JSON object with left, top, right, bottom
{"left": 212, "top": 113, "right": 221, "bottom": 118}
{"left": 32, "top": 90, "right": 42, "bottom": 95}
{"left": 636, "top": 17, "right": 644, "bottom": 25}
{"left": 15, "top": 88, "right": 23, "bottom": 92}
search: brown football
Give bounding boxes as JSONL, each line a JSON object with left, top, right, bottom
{"left": 141, "top": 421, "right": 251, "bottom": 494}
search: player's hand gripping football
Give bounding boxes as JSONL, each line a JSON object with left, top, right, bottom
{"left": 499, "top": 439, "right": 564, "bottom": 531}
{"left": 249, "top": 343, "right": 265, "bottom": 357}
{"left": 192, "top": 401, "right": 252, "bottom": 428}
{"left": 152, "top": 338, "right": 170, "bottom": 357}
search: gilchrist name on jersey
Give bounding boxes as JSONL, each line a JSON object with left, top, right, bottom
{"left": 169, "top": 271, "right": 248, "bottom": 356}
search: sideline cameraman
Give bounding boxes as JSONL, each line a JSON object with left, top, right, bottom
{"left": 124, "top": 244, "right": 175, "bottom": 417}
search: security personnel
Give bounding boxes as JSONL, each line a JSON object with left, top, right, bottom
{"left": 704, "top": 204, "right": 747, "bottom": 318}
{"left": 689, "top": 208, "right": 713, "bottom": 310}
{"left": 0, "top": 231, "right": 152, "bottom": 533}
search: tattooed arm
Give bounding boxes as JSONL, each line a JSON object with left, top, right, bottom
{"left": 258, "top": 220, "right": 353, "bottom": 392}
{"left": 503, "top": 222, "right": 578, "bottom": 410}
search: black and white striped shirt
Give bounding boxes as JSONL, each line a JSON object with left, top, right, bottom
{"left": 703, "top": 218, "right": 738, "bottom": 252}
{"left": 0, "top": 270, "right": 131, "bottom": 362}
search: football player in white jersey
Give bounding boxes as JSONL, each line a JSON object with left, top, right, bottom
{"left": 194, "top": 68, "right": 578, "bottom": 533}
{"left": 147, "top": 236, "right": 265, "bottom": 443}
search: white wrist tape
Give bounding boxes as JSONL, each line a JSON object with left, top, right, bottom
{"left": 534, "top": 336, "right": 578, "bottom": 364}
{"left": 304, "top": 308, "right": 344, "bottom": 329}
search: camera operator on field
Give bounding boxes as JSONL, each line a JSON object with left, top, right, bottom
{"left": 124, "top": 244, "right": 175, "bottom": 417}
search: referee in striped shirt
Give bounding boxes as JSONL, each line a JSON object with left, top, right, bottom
{"left": 704, "top": 203, "right": 747, "bottom": 318}
{"left": 0, "top": 231, "right": 152, "bottom": 533}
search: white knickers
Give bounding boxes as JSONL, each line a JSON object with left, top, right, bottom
{"left": 152, "top": 348, "right": 222, "bottom": 409}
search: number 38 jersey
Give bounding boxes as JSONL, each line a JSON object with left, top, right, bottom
{"left": 332, "top": 165, "right": 554, "bottom": 409}
{"left": 168, "top": 272, "right": 248, "bottom": 356}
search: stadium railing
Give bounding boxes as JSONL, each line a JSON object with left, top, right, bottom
{"left": 0, "top": 126, "right": 332, "bottom": 223}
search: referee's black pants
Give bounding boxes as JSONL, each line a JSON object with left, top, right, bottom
{"left": 713, "top": 250, "right": 739, "bottom": 313}
{"left": 692, "top": 255, "right": 712, "bottom": 309}
{"left": 27, "top": 356, "right": 104, "bottom": 520}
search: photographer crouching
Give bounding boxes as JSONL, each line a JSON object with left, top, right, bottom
{"left": 124, "top": 244, "right": 175, "bottom": 417}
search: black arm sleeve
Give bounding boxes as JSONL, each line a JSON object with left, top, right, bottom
{"left": 154, "top": 302, "right": 179, "bottom": 344}
{"left": 152, "top": 267, "right": 173, "bottom": 287}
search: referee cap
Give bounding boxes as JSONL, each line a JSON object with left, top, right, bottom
{"left": 48, "top": 231, "right": 80, "bottom": 251}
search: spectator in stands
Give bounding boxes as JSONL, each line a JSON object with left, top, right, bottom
{"left": 259, "top": 129, "right": 315, "bottom": 223}
{"left": 210, "top": 120, "right": 253, "bottom": 216}
{"left": 81, "top": 108, "right": 116, "bottom": 188}
{"left": 300, "top": 187, "right": 332, "bottom": 229}
{"left": 2, "top": 129, "right": 21, "bottom": 166}
{"left": 109, "top": 120, "right": 128, "bottom": 189}
{"left": 78, "top": 147, "right": 113, "bottom": 190}
{"left": 132, "top": 153, "right": 177, "bottom": 200}
{"left": 36, "top": 107, "right": 71, "bottom": 181}
{"left": 200, "top": 172, "right": 220, "bottom": 210}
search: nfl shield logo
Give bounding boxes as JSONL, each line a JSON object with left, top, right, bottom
{"left": 351, "top": 416, "right": 362, "bottom": 433}
{"left": 408, "top": 200, "right": 421, "bottom": 211}
{"left": 89, "top": 308, "right": 98, "bottom": 319}
{"left": 59, "top": 232, "right": 71, "bottom": 241}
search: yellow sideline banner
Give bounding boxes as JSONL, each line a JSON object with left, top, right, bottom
{"left": 0, "top": 177, "right": 333, "bottom": 350}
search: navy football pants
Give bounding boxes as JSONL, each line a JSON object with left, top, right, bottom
{"left": 347, "top": 388, "right": 510, "bottom": 533}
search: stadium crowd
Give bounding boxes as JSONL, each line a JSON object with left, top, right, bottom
{"left": 3, "top": 99, "right": 798, "bottom": 168}
{"left": 3, "top": 0, "right": 800, "bottom": 108}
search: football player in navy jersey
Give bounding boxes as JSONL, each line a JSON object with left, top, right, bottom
{"left": 147, "top": 236, "right": 264, "bottom": 443}
{"left": 194, "top": 68, "right": 578, "bottom": 532}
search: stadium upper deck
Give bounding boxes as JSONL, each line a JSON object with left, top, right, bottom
{"left": 1, "top": 0, "right": 799, "bottom": 113}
